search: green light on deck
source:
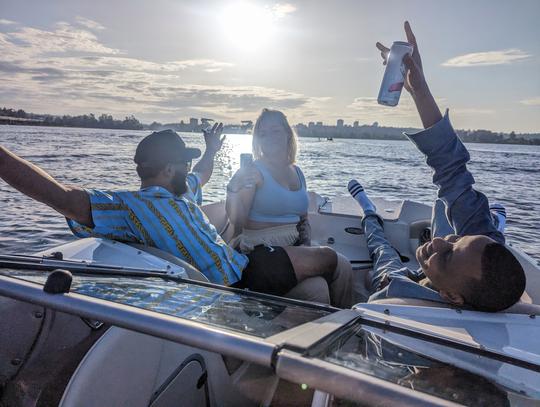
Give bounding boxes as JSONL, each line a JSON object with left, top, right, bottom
{"left": 301, "top": 383, "right": 308, "bottom": 390}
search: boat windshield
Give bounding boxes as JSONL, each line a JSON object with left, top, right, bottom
{"left": 2, "top": 267, "right": 539, "bottom": 405}
{"left": 305, "top": 319, "right": 540, "bottom": 406}
{"left": 1, "top": 269, "right": 333, "bottom": 338}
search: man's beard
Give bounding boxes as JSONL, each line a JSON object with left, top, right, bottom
{"left": 172, "top": 169, "right": 188, "bottom": 196}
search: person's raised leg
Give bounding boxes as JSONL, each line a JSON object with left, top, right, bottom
{"left": 348, "top": 180, "right": 376, "bottom": 214}
{"left": 349, "top": 180, "right": 406, "bottom": 294}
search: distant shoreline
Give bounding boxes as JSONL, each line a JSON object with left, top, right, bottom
{"left": 0, "top": 120, "right": 144, "bottom": 131}
{"left": 297, "top": 133, "right": 540, "bottom": 146}
{"left": 2, "top": 122, "right": 540, "bottom": 146}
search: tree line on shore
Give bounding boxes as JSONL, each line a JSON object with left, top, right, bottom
{"left": 0, "top": 108, "right": 143, "bottom": 130}
{"left": 295, "top": 123, "right": 540, "bottom": 146}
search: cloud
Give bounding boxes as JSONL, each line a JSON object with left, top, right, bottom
{"left": 452, "top": 108, "right": 495, "bottom": 116}
{"left": 179, "top": 59, "right": 234, "bottom": 72}
{"left": 0, "top": 59, "right": 318, "bottom": 122}
{"left": 344, "top": 96, "right": 453, "bottom": 127}
{"left": 442, "top": 49, "right": 531, "bottom": 67}
{"left": 1, "top": 22, "right": 120, "bottom": 59}
{"left": 0, "top": 18, "right": 328, "bottom": 123}
{"left": 75, "top": 16, "right": 105, "bottom": 31}
{"left": 0, "top": 61, "right": 65, "bottom": 77}
{"left": 355, "top": 57, "right": 375, "bottom": 63}
{"left": 347, "top": 96, "right": 418, "bottom": 118}
{"left": 520, "top": 97, "right": 540, "bottom": 106}
{"left": 272, "top": 3, "right": 297, "bottom": 17}
{"left": 0, "top": 19, "right": 17, "bottom": 25}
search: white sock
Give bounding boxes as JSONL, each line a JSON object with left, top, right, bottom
{"left": 490, "top": 202, "right": 506, "bottom": 233}
{"left": 348, "top": 180, "right": 376, "bottom": 214}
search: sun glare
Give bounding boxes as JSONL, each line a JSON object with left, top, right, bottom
{"left": 221, "top": 2, "right": 276, "bottom": 50}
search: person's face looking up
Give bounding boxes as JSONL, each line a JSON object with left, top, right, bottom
{"left": 416, "top": 234, "right": 493, "bottom": 305}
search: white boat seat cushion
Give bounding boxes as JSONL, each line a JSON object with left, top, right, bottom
{"left": 130, "top": 243, "right": 210, "bottom": 282}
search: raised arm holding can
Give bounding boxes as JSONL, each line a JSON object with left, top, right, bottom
{"left": 376, "top": 21, "right": 442, "bottom": 128}
{"left": 348, "top": 21, "right": 526, "bottom": 312}
{"left": 377, "top": 41, "right": 413, "bottom": 106}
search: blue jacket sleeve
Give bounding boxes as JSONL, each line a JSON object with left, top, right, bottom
{"left": 405, "top": 110, "right": 504, "bottom": 244}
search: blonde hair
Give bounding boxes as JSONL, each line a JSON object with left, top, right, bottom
{"left": 252, "top": 108, "right": 298, "bottom": 164}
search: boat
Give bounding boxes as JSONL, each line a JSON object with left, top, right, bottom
{"left": 1, "top": 194, "right": 539, "bottom": 406}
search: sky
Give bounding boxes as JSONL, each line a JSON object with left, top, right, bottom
{"left": 1, "top": 0, "right": 539, "bottom": 132}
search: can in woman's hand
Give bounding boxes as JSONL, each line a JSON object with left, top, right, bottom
{"left": 240, "top": 153, "right": 253, "bottom": 168}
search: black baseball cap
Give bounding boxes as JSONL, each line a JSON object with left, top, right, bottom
{"left": 134, "top": 129, "right": 201, "bottom": 165}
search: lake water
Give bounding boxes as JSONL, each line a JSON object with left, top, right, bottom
{"left": 1, "top": 125, "right": 539, "bottom": 262}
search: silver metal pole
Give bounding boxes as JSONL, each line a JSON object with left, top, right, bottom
{"left": 0, "top": 275, "right": 275, "bottom": 367}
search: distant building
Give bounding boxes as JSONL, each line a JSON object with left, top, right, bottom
{"left": 353, "top": 121, "right": 359, "bottom": 127}
{"left": 337, "top": 119, "right": 344, "bottom": 127}
{"left": 308, "top": 121, "right": 315, "bottom": 128}
{"left": 316, "top": 121, "right": 323, "bottom": 127}
{"left": 189, "top": 118, "right": 198, "bottom": 127}
{"left": 241, "top": 120, "right": 253, "bottom": 132}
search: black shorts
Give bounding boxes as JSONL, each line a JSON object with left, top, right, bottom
{"left": 233, "top": 245, "right": 298, "bottom": 296}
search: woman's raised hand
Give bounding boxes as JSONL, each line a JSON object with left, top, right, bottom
{"left": 227, "top": 165, "right": 259, "bottom": 193}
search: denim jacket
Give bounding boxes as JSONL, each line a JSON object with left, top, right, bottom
{"left": 369, "top": 110, "right": 504, "bottom": 303}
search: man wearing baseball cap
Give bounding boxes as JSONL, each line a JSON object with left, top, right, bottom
{"left": 0, "top": 125, "right": 349, "bottom": 303}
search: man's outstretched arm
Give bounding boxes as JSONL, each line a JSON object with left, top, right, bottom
{"left": 0, "top": 146, "right": 93, "bottom": 227}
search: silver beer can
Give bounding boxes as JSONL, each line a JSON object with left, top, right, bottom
{"left": 377, "top": 41, "right": 414, "bottom": 107}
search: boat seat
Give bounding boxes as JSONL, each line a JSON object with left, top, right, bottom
{"left": 370, "top": 297, "right": 540, "bottom": 316}
{"left": 130, "top": 243, "right": 210, "bottom": 282}
{"left": 59, "top": 327, "right": 258, "bottom": 407}
{"left": 201, "top": 201, "right": 236, "bottom": 243}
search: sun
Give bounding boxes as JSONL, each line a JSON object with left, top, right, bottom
{"left": 221, "top": 2, "right": 276, "bottom": 50}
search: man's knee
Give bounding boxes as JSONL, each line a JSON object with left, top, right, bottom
{"left": 334, "top": 253, "right": 353, "bottom": 282}
{"left": 285, "top": 276, "right": 330, "bottom": 304}
{"left": 319, "top": 246, "right": 338, "bottom": 273}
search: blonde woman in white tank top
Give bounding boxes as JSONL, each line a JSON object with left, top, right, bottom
{"left": 225, "top": 109, "right": 356, "bottom": 308}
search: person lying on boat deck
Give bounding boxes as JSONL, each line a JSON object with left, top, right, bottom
{"left": 347, "top": 21, "right": 525, "bottom": 312}
{"left": 225, "top": 108, "right": 353, "bottom": 307}
{"left": 0, "top": 125, "right": 349, "bottom": 305}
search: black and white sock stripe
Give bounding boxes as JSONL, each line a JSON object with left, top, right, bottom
{"left": 348, "top": 180, "right": 364, "bottom": 198}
